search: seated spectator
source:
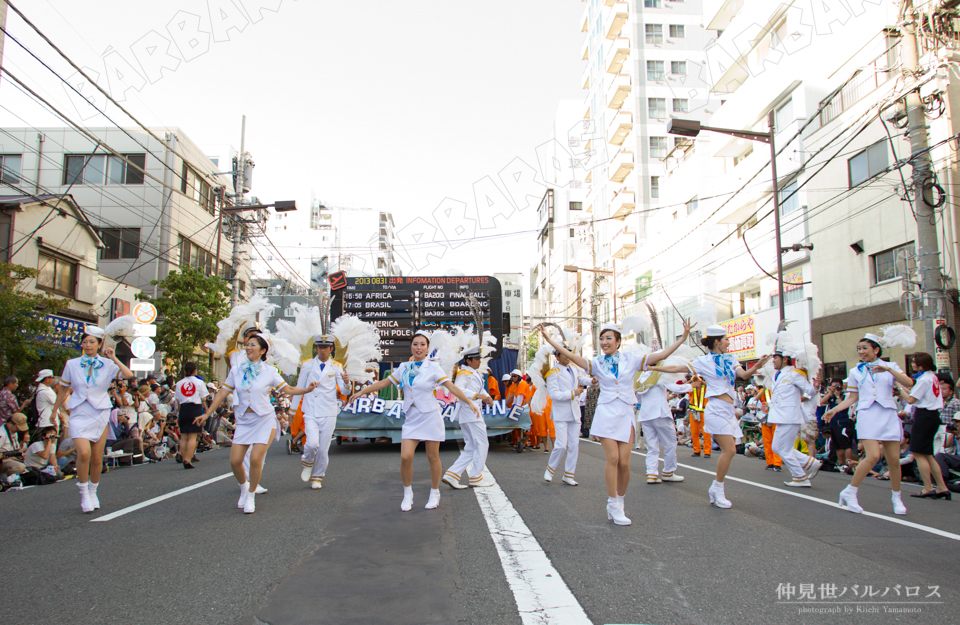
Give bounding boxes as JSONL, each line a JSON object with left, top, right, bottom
{"left": 0, "top": 412, "right": 28, "bottom": 481}
{"left": 24, "top": 426, "right": 59, "bottom": 475}
{"left": 108, "top": 412, "right": 145, "bottom": 465}
{"left": 676, "top": 417, "right": 692, "bottom": 446}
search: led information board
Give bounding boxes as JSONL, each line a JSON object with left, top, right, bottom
{"left": 330, "top": 276, "right": 503, "bottom": 362}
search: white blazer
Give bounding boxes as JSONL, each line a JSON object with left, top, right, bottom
{"left": 452, "top": 365, "right": 487, "bottom": 424}
{"left": 295, "top": 357, "right": 347, "bottom": 416}
{"left": 848, "top": 361, "right": 902, "bottom": 411}
{"left": 60, "top": 356, "right": 120, "bottom": 410}
{"left": 687, "top": 354, "right": 741, "bottom": 399}
{"left": 587, "top": 351, "right": 649, "bottom": 408}
{"left": 547, "top": 364, "right": 590, "bottom": 422}
{"left": 767, "top": 368, "right": 815, "bottom": 425}
{"left": 223, "top": 360, "right": 288, "bottom": 418}
{"left": 389, "top": 359, "right": 449, "bottom": 414}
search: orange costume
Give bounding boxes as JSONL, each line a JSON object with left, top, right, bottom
{"left": 507, "top": 380, "right": 535, "bottom": 446}
{"left": 759, "top": 389, "right": 781, "bottom": 467}
{"left": 530, "top": 395, "right": 555, "bottom": 439}
{"left": 688, "top": 386, "right": 711, "bottom": 456}
{"left": 291, "top": 404, "right": 305, "bottom": 438}
{"left": 487, "top": 376, "right": 501, "bottom": 401}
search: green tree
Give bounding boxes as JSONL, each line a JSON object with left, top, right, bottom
{"left": 137, "top": 267, "right": 231, "bottom": 382}
{"left": 0, "top": 263, "right": 75, "bottom": 378}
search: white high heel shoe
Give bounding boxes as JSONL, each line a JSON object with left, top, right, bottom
{"left": 709, "top": 481, "right": 732, "bottom": 509}
{"left": 838, "top": 485, "right": 863, "bottom": 514}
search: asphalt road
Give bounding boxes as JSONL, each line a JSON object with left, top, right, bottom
{"left": 2, "top": 436, "right": 958, "bottom": 625}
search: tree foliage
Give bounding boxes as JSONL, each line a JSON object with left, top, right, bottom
{"left": 0, "top": 263, "right": 76, "bottom": 378}
{"left": 137, "top": 267, "right": 231, "bottom": 382}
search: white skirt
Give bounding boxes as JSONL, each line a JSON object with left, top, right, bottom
{"left": 704, "top": 400, "right": 743, "bottom": 437}
{"left": 402, "top": 405, "right": 445, "bottom": 442}
{"left": 233, "top": 408, "right": 278, "bottom": 445}
{"left": 70, "top": 401, "right": 111, "bottom": 442}
{"left": 590, "top": 400, "right": 636, "bottom": 443}
{"left": 855, "top": 403, "right": 903, "bottom": 442}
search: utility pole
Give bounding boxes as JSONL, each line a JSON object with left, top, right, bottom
{"left": 230, "top": 115, "right": 247, "bottom": 307}
{"left": 902, "top": 0, "right": 942, "bottom": 355}
{"left": 589, "top": 216, "right": 599, "bottom": 352}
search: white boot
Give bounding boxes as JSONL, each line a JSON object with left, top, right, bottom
{"left": 838, "top": 485, "right": 863, "bottom": 514}
{"left": 78, "top": 481, "right": 94, "bottom": 513}
{"left": 401, "top": 486, "right": 413, "bottom": 512}
{"left": 425, "top": 488, "right": 441, "bottom": 510}
{"left": 254, "top": 484, "right": 268, "bottom": 494}
{"left": 891, "top": 491, "right": 907, "bottom": 515}
{"left": 543, "top": 467, "right": 554, "bottom": 483}
{"left": 805, "top": 459, "right": 822, "bottom": 480}
{"left": 237, "top": 482, "right": 249, "bottom": 509}
{"left": 606, "top": 496, "right": 631, "bottom": 525}
{"left": 88, "top": 481, "right": 101, "bottom": 509}
{"left": 709, "top": 480, "right": 732, "bottom": 509}
{"left": 310, "top": 477, "right": 323, "bottom": 490}
{"left": 442, "top": 471, "right": 467, "bottom": 490}
{"left": 244, "top": 492, "right": 256, "bottom": 514}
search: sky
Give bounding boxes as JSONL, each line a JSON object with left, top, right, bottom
{"left": 0, "top": 0, "right": 587, "bottom": 285}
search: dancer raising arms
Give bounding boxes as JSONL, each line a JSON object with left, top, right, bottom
{"left": 540, "top": 319, "right": 694, "bottom": 525}
{"left": 653, "top": 325, "right": 770, "bottom": 509}
{"left": 51, "top": 327, "right": 136, "bottom": 513}
{"left": 196, "top": 335, "right": 318, "bottom": 514}
{"left": 349, "top": 331, "right": 481, "bottom": 512}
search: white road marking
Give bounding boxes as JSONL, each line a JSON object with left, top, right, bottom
{"left": 91, "top": 473, "right": 235, "bottom": 522}
{"left": 583, "top": 439, "right": 960, "bottom": 542}
{"left": 473, "top": 467, "right": 592, "bottom": 625}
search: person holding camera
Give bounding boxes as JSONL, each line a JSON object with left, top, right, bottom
{"left": 821, "top": 379, "right": 855, "bottom": 469}
{"left": 24, "top": 426, "right": 58, "bottom": 471}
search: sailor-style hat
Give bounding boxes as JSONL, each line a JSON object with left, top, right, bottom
{"left": 313, "top": 334, "right": 335, "bottom": 347}
{"left": 84, "top": 326, "right": 105, "bottom": 339}
{"left": 862, "top": 332, "right": 882, "bottom": 345}
{"left": 599, "top": 323, "right": 621, "bottom": 336}
{"left": 461, "top": 346, "right": 481, "bottom": 359}
{"left": 241, "top": 322, "right": 262, "bottom": 337}
{"left": 705, "top": 325, "right": 727, "bottom": 337}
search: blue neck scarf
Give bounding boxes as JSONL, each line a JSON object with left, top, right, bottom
{"left": 712, "top": 353, "right": 736, "bottom": 385}
{"left": 240, "top": 359, "right": 263, "bottom": 391}
{"left": 80, "top": 354, "right": 103, "bottom": 386}
{"left": 601, "top": 353, "right": 619, "bottom": 378}
{"left": 856, "top": 361, "right": 878, "bottom": 382}
{"left": 911, "top": 371, "right": 923, "bottom": 381}
{"left": 405, "top": 361, "right": 423, "bottom": 388}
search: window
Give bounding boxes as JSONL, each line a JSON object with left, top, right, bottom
{"left": 686, "top": 196, "right": 699, "bottom": 214}
{"left": 0, "top": 154, "right": 22, "bottom": 185}
{"left": 673, "top": 98, "right": 688, "bottom": 113}
{"left": 644, "top": 0, "right": 662, "bottom": 7}
{"left": 848, "top": 141, "right": 888, "bottom": 187}
{"left": 63, "top": 154, "right": 145, "bottom": 185}
{"left": 37, "top": 252, "right": 76, "bottom": 296}
{"left": 645, "top": 24, "right": 663, "bottom": 44}
{"left": 650, "top": 137, "right": 667, "bottom": 158}
{"left": 646, "top": 60, "right": 664, "bottom": 81}
{"left": 733, "top": 147, "right": 753, "bottom": 167}
{"left": 569, "top": 201, "right": 582, "bottom": 211}
{"left": 771, "top": 288, "right": 804, "bottom": 308}
{"left": 648, "top": 98, "right": 667, "bottom": 119}
{"left": 671, "top": 61, "right": 687, "bottom": 76}
{"left": 775, "top": 99, "right": 794, "bottom": 132}
{"left": 823, "top": 362, "right": 848, "bottom": 383}
{"left": 569, "top": 228, "right": 576, "bottom": 237}
{"left": 669, "top": 25, "right": 685, "bottom": 38}
{"left": 872, "top": 242, "right": 913, "bottom": 284}
{"left": 651, "top": 176, "right": 660, "bottom": 199}
{"left": 779, "top": 182, "right": 800, "bottom": 215}
{"left": 284, "top": 308, "right": 295, "bottom": 318}
{"left": 179, "top": 236, "right": 220, "bottom": 277}
{"left": 181, "top": 163, "right": 214, "bottom": 214}
{"left": 99, "top": 228, "right": 141, "bottom": 260}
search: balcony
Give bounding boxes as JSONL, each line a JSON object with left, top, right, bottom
{"left": 608, "top": 149, "right": 634, "bottom": 183}
{"left": 606, "top": 73, "right": 631, "bottom": 109}
{"left": 607, "top": 109, "right": 633, "bottom": 146}
{"left": 606, "top": 38, "right": 631, "bottom": 74}
{"left": 611, "top": 189, "right": 636, "bottom": 220}
{"left": 612, "top": 229, "right": 637, "bottom": 259}
{"left": 604, "top": 7, "right": 629, "bottom": 41}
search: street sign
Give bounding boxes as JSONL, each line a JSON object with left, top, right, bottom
{"left": 130, "top": 358, "right": 156, "bottom": 372}
{"left": 130, "top": 337, "right": 156, "bottom": 359}
{"left": 132, "top": 302, "right": 158, "bottom": 324}
{"left": 132, "top": 323, "right": 157, "bottom": 337}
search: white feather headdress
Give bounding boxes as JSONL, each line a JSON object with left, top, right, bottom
{"left": 328, "top": 314, "right": 382, "bottom": 383}
{"left": 689, "top": 305, "right": 719, "bottom": 329}
{"left": 529, "top": 343, "right": 555, "bottom": 414}
{"left": 878, "top": 324, "right": 917, "bottom": 349}
{"left": 273, "top": 303, "right": 324, "bottom": 363}
{"left": 103, "top": 314, "right": 137, "bottom": 350}
{"left": 620, "top": 312, "right": 652, "bottom": 339}
{"left": 205, "top": 295, "right": 277, "bottom": 356}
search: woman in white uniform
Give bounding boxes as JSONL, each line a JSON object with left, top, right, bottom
{"left": 197, "top": 335, "right": 317, "bottom": 514}
{"left": 442, "top": 347, "right": 494, "bottom": 489}
{"left": 349, "top": 331, "right": 481, "bottom": 512}
{"left": 51, "top": 326, "right": 135, "bottom": 513}
{"left": 825, "top": 334, "right": 913, "bottom": 514}
{"left": 541, "top": 320, "right": 693, "bottom": 526}
{"left": 653, "top": 325, "right": 770, "bottom": 509}
{"left": 901, "top": 353, "right": 951, "bottom": 500}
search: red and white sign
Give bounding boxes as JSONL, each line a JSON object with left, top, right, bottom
{"left": 719, "top": 315, "right": 756, "bottom": 360}
{"left": 133, "top": 302, "right": 158, "bottom": 324}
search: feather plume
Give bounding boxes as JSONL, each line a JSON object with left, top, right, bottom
{"left": 689, "top": 305, "right": 718, "bottom": 329}
{"left": 644, "top": 301, "right": 663, "bottom": 346}
{"left": 274, "top": 303, "right": 324, "bottom": 363}
{"left": 427, "top": 328, "right": 460, "bottom": 377}
{"left": 563, "top": 328, "right": 588, "bottom": 355}
{"left": 529, "top": 344, "right": 554, "bottom": 414}
{"left": 621, "top": 312, "right": 652, "bottom": 338}
{"left": 765, "top": 331, "right": 794, "bottom": 349}
{"left": 266, "top": 335, "right": 300, "bottom": 376}
{"left": 205, "top": 295, "right": 277, "bottom": 356}
{"left": 329, "top": 315, "right": 383, "bottom": 382}
{"left": 795, "top": 341, "right": 822, "bottom": 378}
{"left": 656, "top": 345, "right": 701, "bottom": 385}
{"left": 879, "top": 324, "right": 917, "bottom": 349}
{"left": 760, "top": 358, "right": 777, "bottom": 391}
{"left": 105, "top": 314, "right": 137, "bottom": 338}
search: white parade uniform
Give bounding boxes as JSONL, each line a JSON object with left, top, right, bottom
{"left": 546, "top": 364, "right": 590, "bottom": 480}
{"left": 444, "top": 365, "right": 490, "bottom": 485}
{"left": 295, "top": 357, "right": 346, "bottom": 484}
{"left": 230, "top": 348, "right": 281, "bottom": 479}
{"left": 848, "top": 360, "right": 904, "bottom": 442}
{"left": 587, "top": 352, "right": 650, "bottom": 443}
{"left": 637, "top": 377, "right": 689, "bottom": 479}
{"left": 59, "top": 356, "right": 120, "bottom": 442}
{"left": 388, "top": 360, "right": 449, "bottom": 442}
{"left": 222, "top": 360, "right": 287, "bottom": 445}
{"left": 768, "top": 367, "right": 817, "bottom": 480}
{"left": 686, "top": 354, "right": 743, "bottom": 437}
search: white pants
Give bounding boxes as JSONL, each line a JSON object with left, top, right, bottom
{"left": 771, "top": 423, "right": 812, "bottom": 479}
{"left": 547, "top": 420, "right": 581, "bottom": 479}
{"left": 301, "top": 415, "right": 337, "bottom": 480}
{"left": 643, "top": 417, "right": 679, "bottom": 477}
{"left": 446, "top": 421, "right": 488, "bottom": 482}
